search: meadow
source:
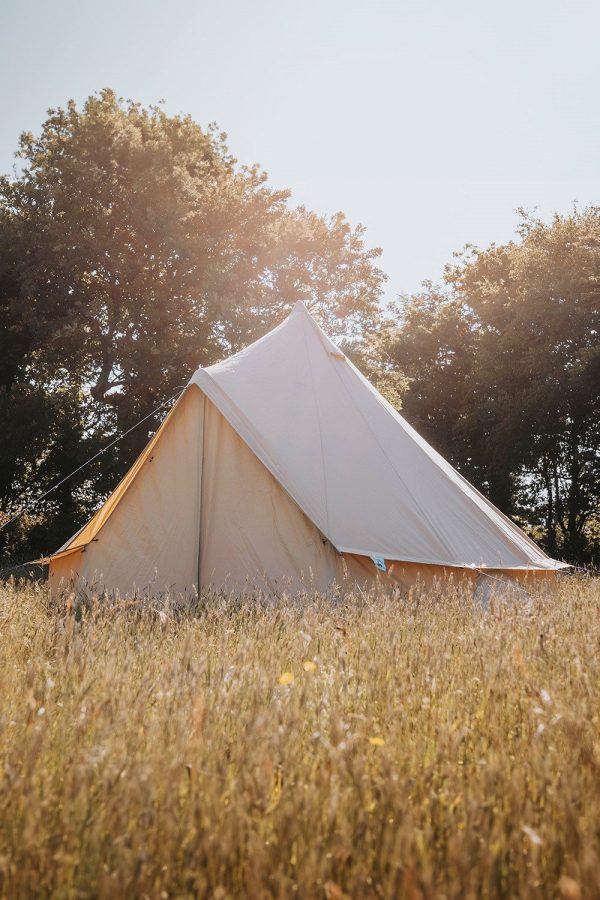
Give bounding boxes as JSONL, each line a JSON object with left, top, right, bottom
{"left": 0, "top": 575, "right": 598, "bottom": 899}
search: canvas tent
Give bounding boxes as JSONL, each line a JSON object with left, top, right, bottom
{"left": 48, "top": 302, "right": 567, "bottom": 597}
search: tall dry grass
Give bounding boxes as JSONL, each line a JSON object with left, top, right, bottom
{"left": 0, "top": 575, "right": 598, "bottom": 898}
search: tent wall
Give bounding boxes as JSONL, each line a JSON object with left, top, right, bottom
{"left": 199, "top": 397, "right": 340, "bottom": 594}
{"left": 49, "top": 388, "right": 344, "bottom": 598}
{"left": 338, "top": 555, "right": 473, "bottom": 592}
{"left": 339, "top": 554, "right": 558, "bottom": 594}
{"left": 49, "top": 548, "right": 86, "bottom": 592}
{"left": 49, "top": 387, "right": 204, "bottom": 597}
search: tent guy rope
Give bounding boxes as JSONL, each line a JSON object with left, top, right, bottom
{"left": 0, "top": 389, "right": 185, "bottom": 535}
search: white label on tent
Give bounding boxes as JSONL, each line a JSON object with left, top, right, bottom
{"left": 371, "top": 555, "right": 387, "bottom": 573}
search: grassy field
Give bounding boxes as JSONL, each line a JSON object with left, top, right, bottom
{"left": 0, "top": 576, "right": 598, "bottom": 899}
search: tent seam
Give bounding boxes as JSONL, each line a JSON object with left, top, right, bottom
{"left": 301, "top": 315, "right": 331, "bottom": 539}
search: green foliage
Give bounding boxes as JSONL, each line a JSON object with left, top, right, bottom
{"left": 0, "top": 90, "right": 385, "bottom": 561}
{"left": 386, "top": 209, "right": 600, "bottom": 564}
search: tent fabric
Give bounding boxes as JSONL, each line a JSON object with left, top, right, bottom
{"left": 49, "top": 387, "right": 204, "bottom": 597}
{"left": 49, "top": 391, "right": 344, "bottom": 597}
{"left": 49, "top": 391, "right": 192, "bottom": 561}
{"left": 190, "top": 301, "right": 566, "bottom": 572}
{"left": 339, "top": 554, "right": 557, "bottom": 594}
{"left": 199, "top": 397, "right": 341, "bottom": 594}
{"left": 48, "top": 301, "right": 566, "bottom": 597}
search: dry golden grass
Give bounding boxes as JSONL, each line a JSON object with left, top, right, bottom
{"left": 0, "top": 576, "right": 599, "bottom": 899}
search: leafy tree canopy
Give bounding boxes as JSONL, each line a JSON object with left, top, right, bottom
{"left": 383, "top": 208, "right": 600, "bottom": 564}
{"left": 0, "top": 89, "right": 385, "bottom": 562}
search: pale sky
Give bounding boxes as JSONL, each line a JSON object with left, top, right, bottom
{"left": 1, "top": 0, "right": 598, "bottom": 297}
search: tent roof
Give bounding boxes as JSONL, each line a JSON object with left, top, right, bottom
{"left": 191, "top": 302, "right": 566, "bottom": 571}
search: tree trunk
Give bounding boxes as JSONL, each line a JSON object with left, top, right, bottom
{"left": 542, "top": 456, "right": 557, "bottom": 557}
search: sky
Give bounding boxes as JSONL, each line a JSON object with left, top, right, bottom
{"left": 1, "top": 0, "right": 599, "bottom": 298}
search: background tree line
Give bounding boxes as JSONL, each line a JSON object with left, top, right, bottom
{"left": 0, "top": 91, "right": 598, "bottom": 567}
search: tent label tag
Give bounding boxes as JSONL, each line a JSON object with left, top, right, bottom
{"left": 371, "top": 555, "right": 387, "bottom": 573}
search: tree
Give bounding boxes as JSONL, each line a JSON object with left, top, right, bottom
{"left": 384, "top": 209, "right": 600, "bottom": 565}
{"left": 0, "top": 90, "right": 385, "bottom": 563}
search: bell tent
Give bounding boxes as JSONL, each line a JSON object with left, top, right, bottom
{"left": 47, "top": 302, "right": 567, "bottom": 597}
